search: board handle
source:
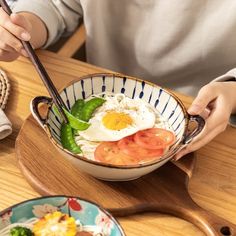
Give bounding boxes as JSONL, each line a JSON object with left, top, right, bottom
{"left": 161, "top": 193, "right": 236, "bottom": 236}
{"left": 110, "top": 184, "right": 236, "bottom": 236}
{"left": 111, "top": 196, "right": 236, "bottom": 236}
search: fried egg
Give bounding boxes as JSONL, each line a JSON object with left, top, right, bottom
{"left": 78, "top": 94, "right": 156, "bottom": 141}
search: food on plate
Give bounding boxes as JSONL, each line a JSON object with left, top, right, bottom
{"left": 60, "top": 93, "right": 176, "bottom": 165}
{"left": 62, "top": 108, "right": 90, "bottom": 131}
{"left": 1, "top": 211, "right": 106, "bottom": 236}
{"left": 78, "top": 97, "right": 106, "bottom": 122}
{"left": 71, "top": 99, "right": 85, "bottom": 119}
{"left": 10, "top": 226, "right": 33, "bottom": 236}
{"left": 117, "top": 135, "right": 164, "bottom": 159}
{"left": 94, "top": 141, "right": 138, "bottom": 165}
{"left": 134, "top": 128, "right": 175, "bottom": 149}
{"left": 78, "top": 94, "right": 155, "bottom": 142}
{"left": 61, "top": 123, "right": 82, "bottom": 154}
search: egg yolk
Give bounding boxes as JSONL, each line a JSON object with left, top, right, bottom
{"left": 102, "top": 111, "right": 133, "bottom": 130}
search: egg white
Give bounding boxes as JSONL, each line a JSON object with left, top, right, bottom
{"left": 78, "top": 94, "right": 156, "bottom": 141}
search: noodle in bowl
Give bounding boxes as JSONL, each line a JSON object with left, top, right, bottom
{"left": 31, "top": 73, "right": 205, "bottom": 181}
{"left": 74, "top": 92, "right": 172, "bottom": 161}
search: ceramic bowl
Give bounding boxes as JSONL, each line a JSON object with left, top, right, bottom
{"left": 0, "top": 195, "right": 125, "bottom": 236}
{"left": 31, "top": 73, "right": 204, "bottom": 181}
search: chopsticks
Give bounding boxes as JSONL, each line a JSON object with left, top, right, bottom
{"left": 0, "top": 0, "right": 68, "bottom": 123}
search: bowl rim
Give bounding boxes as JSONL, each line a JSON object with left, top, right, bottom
{"left": 0, "top": 195, "right": 126, "bottom": 235}
{"left": 45, "top": 72, "right": 189, "bottom": 169}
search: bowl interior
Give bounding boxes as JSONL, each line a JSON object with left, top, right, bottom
{"left": 47, "top": 74, "right": 187, "bottom": 161}
{"left": 0, "top": 196, "right": 125, "bottom": 236}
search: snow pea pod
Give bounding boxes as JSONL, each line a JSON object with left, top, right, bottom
{"left": 60, "top": 123, "right": 82, "bottom": 154}
{"left": 52, "top": 104, "right": 60, "bottom": 117}
{"left": 52, "top": 104, "right": 89, "bottom": 130}
{"left": 63, "top": 108, "right": 90, "bottom": 130}
{"left": 71, "top": 99, "right": 85, "bottom": 119}
{"left": 80, "top": 97, "right": 106, "bottom": 122}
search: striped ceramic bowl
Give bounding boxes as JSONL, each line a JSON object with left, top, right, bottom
{"left": 31, "top": 73, "right": 205, "bottom": 181}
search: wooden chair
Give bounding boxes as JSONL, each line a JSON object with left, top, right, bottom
{"left": 56, "top": 23, "right": 86, "bottom": 58}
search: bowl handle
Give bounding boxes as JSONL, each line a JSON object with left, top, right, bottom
{"left": 30, "top": 96, "right": 52, "bottom": 128}
{"left": 183, "top": 115, "right": 205, "bottom": 145}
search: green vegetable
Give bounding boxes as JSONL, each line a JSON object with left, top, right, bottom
{"left": 51, "top": 104, "right": 60, "bottom": 117}
{"left": 51, "top": 104, "right": 90, "bottom": 131}
{"left": 59, "top": 97, "right": 106, "bottom": 153}
{"left": 80, "top": 97, "right": 106, "bottom": 122}
{"left": 71, "top": 99, "right": 85, "bottom": 119}
{"left": 63, "top": 108, "right": 90, "bottom": 131}
{"left": 10, "top": 226, "right": 34, "bottom": 236}
{"left": 61, "top": 123, "right": 82, "bottom": 154}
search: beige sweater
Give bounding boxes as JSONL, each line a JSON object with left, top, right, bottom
{"left": 13, "top": 0, "right": 236, "bottom": 96}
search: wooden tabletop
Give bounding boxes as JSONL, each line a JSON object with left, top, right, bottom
{"left": 0, "top": 50, "right": 236, "bottom": 236}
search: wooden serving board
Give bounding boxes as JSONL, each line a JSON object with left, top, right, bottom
{"left": 15, "top": 114, "right": 236, "bottom": 236}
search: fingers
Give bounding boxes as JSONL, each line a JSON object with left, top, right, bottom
{"left": 188, "top": 84, "right": 218, "bottom": 115}
{"left": 0, "top": 25, "right": 23, "bottom": 52}
{"left": 0, "top": 8, "right": 31, "bottom": 41}
{"left": 199, "top": 107, "right": 211, "bottom": 120}
{"left": 0, "top": 8, "right": 32, "bottom": 60}
{"left": 174, "top": 93, "right": 230, "bottom": 160}
{"left": 174, "top": 123, "right": 224, "bottom": 160}
{"left": 0, "top": 49, "right": 19, "bottom": 61}
{"left": 10, "top": 13, "right": 32, "bottom": 38}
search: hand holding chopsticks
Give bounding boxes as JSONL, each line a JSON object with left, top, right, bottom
{"left": 0, "top": 0, "right": 69, "bottom": 124}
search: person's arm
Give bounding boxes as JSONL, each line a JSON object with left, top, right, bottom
{"left": 211, "top": 69, "right": 236, "bottom": 127}
{"left": 212, "top": 70, "right": 236, "bottom": 111}
{"left": 13, "top": 0, "right": 83, "bottom": 48}
{"left": 175, "top": 70, "right": 236, "bottom": 160}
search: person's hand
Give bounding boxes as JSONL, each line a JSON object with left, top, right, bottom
{"left": 174, "top": 81, "right": 236, "bottom": 160}
{"left": 0, "top": 7, "right": 31, "bottom": 61}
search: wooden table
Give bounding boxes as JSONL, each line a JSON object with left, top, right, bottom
{"left": 0, "top": 50, "right": 236, "bottom": 236}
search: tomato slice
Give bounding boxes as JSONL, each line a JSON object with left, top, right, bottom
{"left": 118, "top": 136, "right": 163, "bottom": 160}
{"left": 134, "top": 128, "right": 175, "bottom": 149}
{"left": 94, "top": 142, "right": 139, "bottom": 165}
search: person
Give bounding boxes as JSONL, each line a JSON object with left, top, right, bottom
{"left": 0, "top": 0, "right": 236, "bottom": 159}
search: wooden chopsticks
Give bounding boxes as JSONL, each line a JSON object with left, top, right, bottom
{"left": 0, "top": 0, "right": 68, "bottom": 123}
